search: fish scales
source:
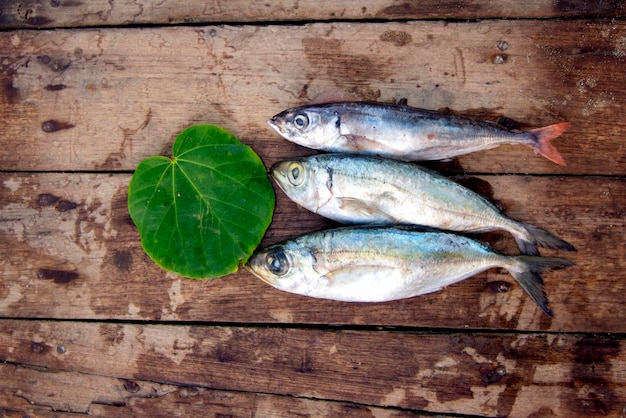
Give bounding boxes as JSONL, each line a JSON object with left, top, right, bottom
{"left": 246, "top": 227, "right": 574, "bottom": 316}
{"left": 271, "top": 154, "right": 575, "bottom": 256}
{"left": 324, "top": 156, "right": 502, "bottom": 230}
{"left": 332, "top": 103, "right": 510, "bottom": 159}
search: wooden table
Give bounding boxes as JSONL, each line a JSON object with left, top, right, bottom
{"left": 1, "top": 1, "right": 625, "bottom": 416}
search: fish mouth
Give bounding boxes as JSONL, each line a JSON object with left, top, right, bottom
{"left": 268, "top": 162, "right": 290, "bottom": 193}
{"left": 266, "top": 117, "right": 285, "bottom": 135}
{"left": 244, "top": 259, "right": 276, "bottom": 286}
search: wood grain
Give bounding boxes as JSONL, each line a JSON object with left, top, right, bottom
{"left": 90, "top": 390, "right": 420, "bottom": 418}
{"left": 0, "top": 320, "right": 624, "bottom": 417}
{"left": 1, "top": 173, "right": 622, "bottom": 333}
{"left": 1, "top": 0, "right": 625, "bottom": 29}
{"left": 1, "top": 20, "right": 625, "bottom": 174}
{"left": 0, "top": 363, "right": 177, "bottom": 415}
{"left": 1, "top": 362, "right": 414, "bottom": 417}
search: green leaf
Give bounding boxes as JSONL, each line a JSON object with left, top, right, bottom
{"left": 128, "top": 125, "right": 275, "bottom": 279}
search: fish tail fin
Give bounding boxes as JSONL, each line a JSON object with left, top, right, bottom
{"left": 513, "top": 223, "right": 576, "bottom": 256}
{"left": 526, "top": 122, "right": 571, "bottom": 166}
{"left": 513, "top": 233, "right": 540, "bottom": 256}
{"left": 509, "top": 256, "right": 575, "bottom": 316}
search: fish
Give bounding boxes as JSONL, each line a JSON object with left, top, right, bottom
{"left": 246, "top": 226, "right": 574, "bottom": 316}
{"left": 267, "top": 101, "right": 570, "bottom": 165}
{"left": 270, "top": 154, "right": 575, "bottom": 256}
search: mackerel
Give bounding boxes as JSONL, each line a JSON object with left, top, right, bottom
{"left": 247, "top": 226, "right": 574, "bottom": 316}
{"left": 271, "top": 154, "right": 575, "bottom": 256}
{"left": 268, "top": 101, "right": 570, "bottom": 165}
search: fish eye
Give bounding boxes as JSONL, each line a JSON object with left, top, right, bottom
{"left": 293, "top": 113, "right": 309, "bottom": 130}
{"left": 287, "top": 162, "right": 306, "bottom": 186}
{"left": 266, "top": 250, "right": 289, "bottom": 276}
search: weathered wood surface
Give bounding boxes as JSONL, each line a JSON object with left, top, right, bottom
{"left": 2, "top": 0, "right": 625, "bottom": 29}
{"left": 1, "top": 2, "right": 625, "bottom": 416}
{"left": 1, "top": 362, "right": 414, "bottom": 418}
{"left": 2, "top": 20, "right": 626, "bottom": 174}
{"left": 1, "top": 320, "right": 624, "bottom": 417}
{"left": 1, "top": 173, "right": 623, "bottom": 333}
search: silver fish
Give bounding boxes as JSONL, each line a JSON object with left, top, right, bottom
{"left": 246, "top": 227, "right": 574, "bottom": 316}
{"left": 267, "top": 101, "right": 570, "bottom": 165}
{"left": 271, "top": 154, "right": 575, "bottom": 256}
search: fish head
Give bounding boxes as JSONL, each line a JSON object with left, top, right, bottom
{"left": 246, "top": 243, "right": 318, "bottom": 294}
{"left": 267, "top": 106, "right": 341, "bottom": 149}
{"left": 270, "top": 157, "right": 332, "bottom": 212}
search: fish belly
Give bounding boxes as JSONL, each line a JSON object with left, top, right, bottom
{"left": 301, "top": 228, "right": 500, "bottom": 302}
{"left": 307, "top": 249, "right": 498, "bottom": 302}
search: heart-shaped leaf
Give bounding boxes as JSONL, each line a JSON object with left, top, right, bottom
{"left": 128, "top": 125, "right": 275, "bottom": 278}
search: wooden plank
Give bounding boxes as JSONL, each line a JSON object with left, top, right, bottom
{"left": 1, "top": 20, "right": 625, "bottom": 174}
{"left": 1, "top": 173, "right": 623, "bottom": 333}
{"left": 0, "top": 363, "right": 177, "bottom": 415}
{"left": 1, "top": 0, "right": 625, "bottom": 29}
{"left": 0, "top": 363, "right": 414, "bottom": 417}
{"left": 91, "top": 391, "right": 424, "bottom": 417}
{"left": 0, "top": 320, "right": 624, "bottom": 417}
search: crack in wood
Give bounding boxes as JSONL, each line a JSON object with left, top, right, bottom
{"left": 1, "top": 362, "right": 178, "bottom": 414}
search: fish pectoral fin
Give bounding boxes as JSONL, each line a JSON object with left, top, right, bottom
{"left": 338, "top": 196, "right": 397, "bottom": 221}
{"left": 321, "top": 265, "right": 401, "bottom": 286}
{"left": 342, "top": 134, "right": 401, "bottom": 153}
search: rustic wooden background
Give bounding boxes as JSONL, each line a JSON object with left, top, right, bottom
{"left": 1, "top": 1, "right": 625, "bottom": 416}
